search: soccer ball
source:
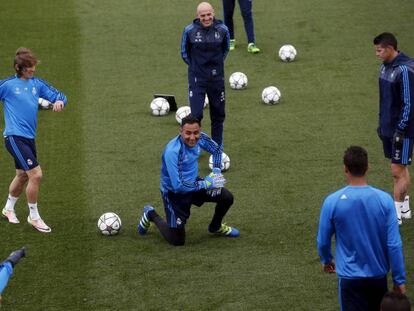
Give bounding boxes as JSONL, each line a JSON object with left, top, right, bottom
{"left": 262, "top": 86, "right": 281, "bottom": 105}
{"left": 38, "top": 97, "right": 52, "bottom": 109}
{"left": 278, "top": 44, "right": 297, "bottom": 62}
{"left": 175, "top": 106, "right": 191, "bottom": 124}
{"left": 97, "top": 212, "right": 122, "bottom": 236}
{"left": 150, "top": 97, "right": 170, "bottom": 116}
{"left": 229, "top": 72, "right": 248, "bottom": 90}
{"left": 208, "top": 152, "right": 230, "bottom": 171}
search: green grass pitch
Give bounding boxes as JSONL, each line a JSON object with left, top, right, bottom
{"left": 0, "top": 0, "right": 413, "bottom": 310}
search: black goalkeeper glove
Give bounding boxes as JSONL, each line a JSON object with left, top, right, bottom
{"left": 393, "top": 129, "right": 404, "bottom": 150}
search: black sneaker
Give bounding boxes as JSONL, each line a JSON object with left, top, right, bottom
{"left": 5, "top": 246, "right": 26, "bottom": 267}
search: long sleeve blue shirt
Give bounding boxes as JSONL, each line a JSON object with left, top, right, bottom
{"left": 378, "top": 52, "right": 414, "bottom": 137}
{"left": 160, "top": 132, "right": 222, "bottom": 193}
{"left": 181, "top": 18, "right": 229, "bottom": 83}
{"left": 317, "top": 185, "right": 405, "bottom": 285}
{"left": 0, "top": 74, "right": 67, "bottom": 139}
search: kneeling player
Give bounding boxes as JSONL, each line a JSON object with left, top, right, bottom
{"left": 137, "top": 115, "right": 239, "bottom": 246}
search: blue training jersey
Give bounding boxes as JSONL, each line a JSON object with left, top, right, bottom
{"left": 160, "top": 132, "right": 222, "bottom": 193}
{"left": 317, "top": 185, "right": 405, "bottom": 285}
{"left": 0, "top": 74, "right": 67, "bottom": 139}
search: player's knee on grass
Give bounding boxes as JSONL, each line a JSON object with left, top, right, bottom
{"left": 167, "top": 228, "right": 185, "bottom": 246}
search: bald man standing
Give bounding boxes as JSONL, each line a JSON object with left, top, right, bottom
{"left": 181, "top": 2, "right": 230, "bottom": 148}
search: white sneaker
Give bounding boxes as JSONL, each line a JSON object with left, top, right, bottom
{"left": 27, "top": 215, "right": 51, "bottom": 233}
{"left": 401, "top": 196, "right": 411, "bottom": 219}
{"left": 2, "top": 208, "right": 20, "bottom": 224}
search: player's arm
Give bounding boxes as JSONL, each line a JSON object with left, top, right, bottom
{"left": 316, "top": 198, "right": 335, "bottom": 271}
{"left": 385, "top": 197, "right": 406, "bottom": 287}
{"left": 222, "top": 25, "right": 230, "bottom": 59}
{"left": 395, "top": 66, "right": 414, "bottom": 137}
{"left": 36, "top": 78, "right": 67, "bottom": 112}
{"left": 0, "top": 77, "right": 10, "bottom": 102}
{"left": 163, "top": 146, "right": 204, "bottom": 192}
{"left": 181, "top": 26, "right": 191, "bottom": 65}
{"left": 198, "top": 133, "right": 222, "bottom": 169}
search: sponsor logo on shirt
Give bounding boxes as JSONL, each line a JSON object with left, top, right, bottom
{"left": 14, "top": 87, "right": 21, "bottom": 95}
{"left": 340, "top": 194, "right": 347, "bottom": 200}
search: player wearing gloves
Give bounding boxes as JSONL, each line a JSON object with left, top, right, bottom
{"left": 137, "top": 115, "right": 239, "bottom": 246}
{"left": 0, "top": 48, "right": 67, "bottom": 233}
{"left": 374, "top": 33, "right": 414, "bottom": 225}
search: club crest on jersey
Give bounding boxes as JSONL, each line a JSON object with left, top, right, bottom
{"left": 27, "top": 159, "right": 33, "bottom": 166}
{"left": 176, "top": 218, "right": 182, "bottom": 225}
{"left": 32, "top": 87, "right": 37, "bottom": 95}
{"left": 195, "top": 32, "right": 202, "bottom": 42}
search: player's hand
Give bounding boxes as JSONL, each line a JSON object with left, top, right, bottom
{"left": 203, "top": 173, "right": 225, "bottom": 190}
{"left": 322, "top": 262, "right": 336, "bottom": 274}
{"left": 393, "top": 130, "right": 404, "bottom": 150}
{"left": 53, "top": 100, "right": 64, "bottom": 112}
{"left": 393, "top": 284, "right": 406, "bottom": 294}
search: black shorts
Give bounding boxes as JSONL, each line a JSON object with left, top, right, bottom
{"left": 381, "top": 136, "right": 413, "bottom": 165}
{"left": 5, "top": 135, "right": 39, "bottom": 171}
{"left": 339, "top": 276, "right": 387, "bottom": 311}
{"left": 161, "top": 188, "right": 232, "bottom": 228}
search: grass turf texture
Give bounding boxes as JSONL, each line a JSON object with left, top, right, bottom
{"left": 0, "top": 0, "right": 413, "bottom": 309}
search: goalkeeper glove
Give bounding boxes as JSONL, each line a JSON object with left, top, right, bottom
{"left": 393, "top": 129, "right": 404, "bottom": 150}
{"left": 200, "top": 172, "right": 226, "bottom": 190}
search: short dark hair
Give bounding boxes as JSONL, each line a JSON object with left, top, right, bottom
{"left": 343, "top": 146, "right": 368, "bottom": 177}
{"left": 14, "top": 47, "right": 38, "bottom": 75}
{"left": 381, "top": 292, "right": 411, "bottom": 311}
{"left": 373, "top": 32, "right": 398, "bottom": 50}
{"left": 180, "top": 114, "right": 201, "bottom": 127}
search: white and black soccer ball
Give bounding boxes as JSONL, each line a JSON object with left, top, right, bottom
{"left": 229, "top": 72, "right": 248, "bottom": 90}
{"left": 97, "top": 212, "right": 122, "bottom": 236}
{"left": 278, "top": 44, "right": 297, "bottom": 62}
{"left": 262, "top": 86, "right": 281, "bottom": 105}
{"left": 175, "top": 106, "right": 191, "bottom": 124}
{"left": 150, "top": 97, "right": 170, "bottom": 116}
{"left": 38, "top": 97, "right": 52, "bottom": 110}
{"left": 208, "top": 152, "right": 230, "bottom": 171}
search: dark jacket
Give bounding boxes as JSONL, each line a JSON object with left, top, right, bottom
{"left": 379, "top": 52, "right": 414, "bottom": 137}
{"left": 181, "top": 19, "right": 229, "bottom": 83}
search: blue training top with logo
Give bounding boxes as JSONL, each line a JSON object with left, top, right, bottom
{"left": 0, "top": 74, "right": 67, "bottom": 139}
{"left": 160, "top": 132, "right": 222, "bottom": 193}
{"left": 317, "top": 185, "right": 405, "bottom": 285}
